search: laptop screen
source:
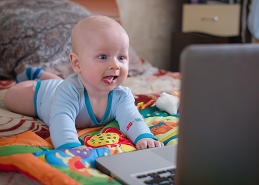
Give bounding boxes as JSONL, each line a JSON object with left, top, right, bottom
{"left": 176, "top": 44, "right": 259, "bottom": 185}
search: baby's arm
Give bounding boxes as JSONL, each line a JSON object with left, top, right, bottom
{"left": 49, "top": 83, "right": 81, "bottom": 149}
{"left": 114, "top": 88, "right": 163, "bottom": 149}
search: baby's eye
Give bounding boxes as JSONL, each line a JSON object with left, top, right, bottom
{"left": 118, "top": 56, "right": 125, "bottom": 60}
{"left": 98, "top": 55, "right": 107, "bottom": 60}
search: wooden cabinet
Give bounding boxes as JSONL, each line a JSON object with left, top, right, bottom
{"left": 182, "top": 4, "right": 240, "bottom": 37}
{"left": 171, "top": 3, "right": 243, "bottom": 72}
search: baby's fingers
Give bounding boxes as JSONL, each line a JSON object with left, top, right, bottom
{"left": 146, "top": 140, "right": 164, "bottom": 148}
{"left": 146, "top": 139, "right": 155, "bottom": 148}
{"left": 136, "top": 139, "right": 164, "bottom": 150}
{"left": 136, "top": 140, "right": 147, "bottom": 150}
{"left": 154, "top": 141, "right": 164, "bottom": 147}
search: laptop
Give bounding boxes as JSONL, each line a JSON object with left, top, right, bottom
{"left": 96, "top": 44, "right": 259, "bottom": 185}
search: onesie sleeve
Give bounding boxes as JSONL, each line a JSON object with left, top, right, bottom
{"left": 49, "top": 82, "right": 81, "bottom": 149}
{"left": 114, "top": 88, "right": 157, "bottom": 145}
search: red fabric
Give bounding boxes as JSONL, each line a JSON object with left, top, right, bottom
{"left": 0, "top": 81, "right": 16, "bottom": 90}
{"left": 134, "top": 93, "right": 160, "bottom": 105}
{"left": 0, "top": 164, "right": 40, "bottom": 182}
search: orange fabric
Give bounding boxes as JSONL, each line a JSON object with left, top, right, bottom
{"left": 77, "top": 127, "right": 104, "bottom": 138}
{"left": 44, "top": 136, "right": 52, "bottom": 145}
{"left": 0, "top": 153, "right": 81, "bottom": 185}
{"left": 0, "top": 131, "right": 53, "bottom": 148}
{"left": 171, "top": 91, "right": 181, "bottom": 99}
{"left": 142, "top": 99, "right": 156, "bottom": 109}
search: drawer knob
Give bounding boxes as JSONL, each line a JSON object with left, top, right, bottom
{"left": 201, "top": 16, "right": 219, "bottom": 22}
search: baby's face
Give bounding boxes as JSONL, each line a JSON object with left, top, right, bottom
{"left": 77, "top": 27, "right": 129, "bottom": 93}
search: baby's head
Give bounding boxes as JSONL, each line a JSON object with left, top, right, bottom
{"left": 69, "top": 15, "right": 129, "bottom": 93}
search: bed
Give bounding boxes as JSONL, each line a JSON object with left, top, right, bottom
{"left": 0, "top": 1, "right": 181, "bottom": 184}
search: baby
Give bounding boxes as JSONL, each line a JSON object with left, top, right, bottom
{"left": 4, "top": 15, "right": 164, "bottom": 150}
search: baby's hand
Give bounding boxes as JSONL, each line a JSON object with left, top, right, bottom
{"left": 136, "top": 138, "right": 164, "bottom": 150}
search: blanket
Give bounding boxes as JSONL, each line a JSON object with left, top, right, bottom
{"left": 0, "top": 80, "right": 179, "bottom": 185}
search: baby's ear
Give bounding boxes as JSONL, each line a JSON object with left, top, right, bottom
{"left": 69, "top": 53, "right": 81, "bottom": 74}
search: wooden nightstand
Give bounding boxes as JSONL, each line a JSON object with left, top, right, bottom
{"left": 171, "top": 3, "right": 243, "bottom": 72}
{"left": 182, "top": 4, "right": 240, "bottom": 37}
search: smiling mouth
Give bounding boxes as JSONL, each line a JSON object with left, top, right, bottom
{"left": 102, "top": 76, "right": 118, "bottom": 85}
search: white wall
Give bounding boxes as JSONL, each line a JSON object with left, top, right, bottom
{"left": 116, "top": 0, "right": 182, "bottom": 71}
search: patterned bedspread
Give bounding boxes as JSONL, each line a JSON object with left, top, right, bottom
{"left": 0, "top": 67, "right": 180, "bottom": 185}
{"left": 123, "top": 62, "right": 181, "bottom": 95}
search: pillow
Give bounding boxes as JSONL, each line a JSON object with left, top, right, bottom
{"left": 0, "top": 1, "right": 144, "bottom": 80}
{"left": 128, "top": 45, "right": 144, "bottom": 76}
{"left": 0, "top": 1, "right": 91, "bottom": 79}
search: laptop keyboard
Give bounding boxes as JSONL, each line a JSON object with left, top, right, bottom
{"left": 134, "top": 168, "right": 176, "bottom": 185}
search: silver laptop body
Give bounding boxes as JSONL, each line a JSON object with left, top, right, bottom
{"left": 176, "top": 44, "right": 259, "bottom": 185}
{"left": 95, "top": 144, "right": 177, "bottom": 184}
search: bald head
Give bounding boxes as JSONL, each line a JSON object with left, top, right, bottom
{"left": 71, "top": 15, "right": 128, "bottom": 54}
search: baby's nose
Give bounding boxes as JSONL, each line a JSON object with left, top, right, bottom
{"left": 108, "top": 59, "right": 120, "bottom": 70}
